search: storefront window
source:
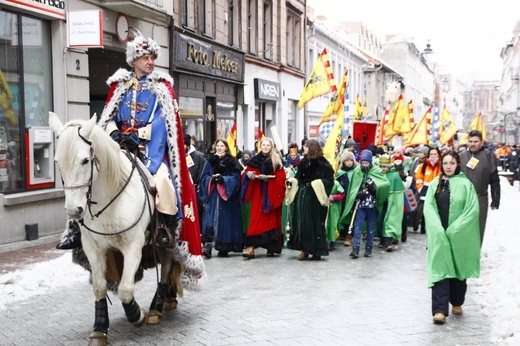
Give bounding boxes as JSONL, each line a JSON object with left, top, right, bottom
{"left": 216, "top": 101, "right": 234, "bottom": 141}
{"left": 179, "top": 96, "right": 205, "bottom": 152}
{"left": 0, "top": 11, "right": 52, "bottom": 193}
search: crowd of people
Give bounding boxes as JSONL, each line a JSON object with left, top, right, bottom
{"left": 183, "top": 129, "right": 504, "bottom": 326}
{"left": 52, "top": 29, "right": 506, "bottom": 327}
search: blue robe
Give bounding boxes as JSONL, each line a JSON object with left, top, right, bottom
{"left": 199, "top": 154, "right": 243, "bottom": 253}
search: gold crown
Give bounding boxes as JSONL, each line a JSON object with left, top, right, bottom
{"left": 379, "top": 154, "right": 394, "bottom": 166}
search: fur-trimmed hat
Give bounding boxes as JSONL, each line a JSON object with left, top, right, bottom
{"left": 126, "top": 29, "right": 160, "bottom": 67}
{"left": 340, "top": 151, "right": 357, "bottom": 165}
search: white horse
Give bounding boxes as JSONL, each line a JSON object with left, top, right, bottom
{"left": 49, "top": 112, "right": 181, "bottom": 346}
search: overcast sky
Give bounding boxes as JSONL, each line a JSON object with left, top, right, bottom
{"left": 307, "top": 0, "right": 520, "bottom": 85}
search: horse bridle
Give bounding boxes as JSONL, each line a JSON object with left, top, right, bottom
{"left": 60, "top": 126, "right": 152, "bottom": 236}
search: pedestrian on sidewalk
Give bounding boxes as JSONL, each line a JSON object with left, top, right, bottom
{"left": 287, "top": 139, "right": 334, "bottom": 260}
{"left": 240, "top": 137, "right": 286, "bottom": 259}
{"left": 425, "top": 150, "right": 481, "bottom": 325}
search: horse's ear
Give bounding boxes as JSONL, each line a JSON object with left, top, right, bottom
{"left": 48, "top": 112, "right": 64, "bottom": 135}
{"left": 80, "top": 115, "right": 98, "bottom": 139}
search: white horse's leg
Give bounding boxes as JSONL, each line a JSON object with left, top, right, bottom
{"left": 82, "top": 239, "right": 109, "bottom": 346}
{"left": 146, "top": 248, "right": 175, "bottom": 325}
{"left": 118, "top": 241, "right": 146, "bottom": 326}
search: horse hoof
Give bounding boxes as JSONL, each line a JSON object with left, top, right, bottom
{"left": 132, "top": 308, "right": 147, "bottom": 327}
{"left": 89, "top": 331, "right": 107, "bottom": 346}
{"left": 146, "top": 310, "right": 163, "bottom": 325}
{"left": 164, "top": 298, "right": 178, "bottom": 310}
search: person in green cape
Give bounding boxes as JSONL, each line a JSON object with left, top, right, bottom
{"left": 377, "top": 154, "right": 406, "bottom": 252}
{"left": 335, "top": 151, "right": 358, "bottom": 246}
{"left": 346, "top": 149, "right": 390, "bottom": 259}
{"left": 424, "top": 150, "right": 480, "bottom": 325}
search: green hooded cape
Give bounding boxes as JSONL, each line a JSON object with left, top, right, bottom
{"left": 382, "top": 168, "right": 405, "bottom": 239}
{"left": 339, "top": 164, "right": 390, "bottom": 225}
{"left": 424, "top": 172, "right": 481, "bottom": 288}
{"left": 326, "top": 180, "right": 345, "bottom": 242}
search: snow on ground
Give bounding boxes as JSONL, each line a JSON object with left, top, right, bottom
{"left": 0, "top": 178, "right": 519, "bottom": 342}
{"left": 0, "top": 252, "right": 86, "bottom": 311}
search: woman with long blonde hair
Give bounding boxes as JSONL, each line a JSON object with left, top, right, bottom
{"left": 241, "top": 137, "right": 286, "bottom": 259}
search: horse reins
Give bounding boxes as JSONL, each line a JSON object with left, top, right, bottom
{"left": 61, "top": 126, "right": 152, "bottom": 236}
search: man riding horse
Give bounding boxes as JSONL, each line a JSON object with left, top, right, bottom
{"left": 57, "top": 30, "right": 204, "bottom": 288}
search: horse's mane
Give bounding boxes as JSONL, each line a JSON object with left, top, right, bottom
{"left": 56, "top": 120, "right": 129, "bottom": 195}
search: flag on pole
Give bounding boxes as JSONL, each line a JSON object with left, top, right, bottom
{"left": 353, "top": 121, "right": 378, "bottom": 151}
{"left": 354, "top": 94, "right": 363, "bottom": 120}
{"left": 297, "top": 48, "right": 337, "bottom": 110}
{"left": 323, "top": 71, "right": 349, "bottom": 172}
{"left": 393, "top": 95, "right": 412, "bottom": 135}
{"left": 256, "top": 127, "right": 265, "bottom": 152}
{"left": 438, "top": 106, "right": 457, "bottom": 144}
{"left": 376, "top": 103, "right": 390, "bottom": 146}
{"left": 405, "top": 107, "right": 432, "bottom": 146}
{"left": 460, "top": 112, "right": 486, "bottom": 143}
{"left": 384, "top": 94, "right": 404, "bottom": 139}
{"left": 407, "top": 100, "right": 415, "bottom": 129}
{"left": 429, "top": 105, "right": 441, "bottom": 143}
{"left": 226, "top": 123, "right": 237, "bottom": 157}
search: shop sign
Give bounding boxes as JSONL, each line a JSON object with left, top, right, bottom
{"left": 67, "top": 10, "right": 103, "bottom": 48}
{"left": 1, "top": 0, "right": 66, "bottom": 20}
{"left": 174, "top": 32, "right": 244, "bottom": 83}
{"left": 254, "top": 78, "right": 280, "bottom": 102}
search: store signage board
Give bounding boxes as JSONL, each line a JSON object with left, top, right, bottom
{"left": 67, "top": 10, "right": 103, "bottom": 48}
{"left": 0, "top": 0, "right": 66, "bottom": 20}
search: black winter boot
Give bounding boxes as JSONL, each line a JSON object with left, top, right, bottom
{"left": 364, "top": 246, "right": 372, "bottom": 257}
{"left": 202, "top": 242, "right": 212, "bottom": 259}
{"left": 56, "top": 220, "right": 82, "bottom": 250}
{"left": 350, "top": 246, "right": 360, "bottom": 259}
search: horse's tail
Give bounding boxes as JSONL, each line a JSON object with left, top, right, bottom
{"left": 168, "top": 260, "right": 184, "bottom": 298}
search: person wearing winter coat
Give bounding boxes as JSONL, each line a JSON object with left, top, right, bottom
{"left": 424, "top": 150, "right": 480, "bottom": 325}
{"left": 287, "top": 139, "right": 335, "bottom": 260}
{"left": 508, "top": 145, "right": 520, "bottom": 188}
{"left": 459, "top": 130, "right": 500, "bottom": 245}
{"left": 199, "top": 139, "right": 243, "bottom": 258}
{"left": 377, "top": 154, "right": 406, "bottom": 252}
{"left": 415, "top": 147, "right": 442, "bottom": 234}
{"left": 335, "top": 151, "right": 358, "bottom": 246}
{"left": 347, "top": 150, "right": 390, "bottom": 259}
{"left": 241, "top": 137, "right": 286, "bottom": 259}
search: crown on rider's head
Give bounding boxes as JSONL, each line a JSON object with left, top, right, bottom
{"left": 126, "top": 28, "right": 160, "bottom": 67}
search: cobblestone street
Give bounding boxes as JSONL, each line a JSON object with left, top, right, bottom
{"left": 0, "top": 231, "right": 492, "bottom": 345}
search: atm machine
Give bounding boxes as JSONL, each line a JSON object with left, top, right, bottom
{"left": 25, "top": 126, "right": 54, "bottom": 189}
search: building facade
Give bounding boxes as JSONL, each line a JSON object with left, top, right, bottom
{"left": 0, "top": 0, "right": 307, "bottom": 245}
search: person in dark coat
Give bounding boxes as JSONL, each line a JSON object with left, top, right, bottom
{"left": 199, "top": 139, "right": 243, "bottom": 258}
{"left": 459, "top": 130, "right": 500, "bottom": 245}
{"left": 185, "top": 133, "right": 206, "bottom": 230}
{"left": 287, "top": 139, "right": 334, "bottom": 260}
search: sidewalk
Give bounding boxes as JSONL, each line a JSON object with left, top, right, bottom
{"left": 0, "top": 234, "right": 61, "bottom": 274}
